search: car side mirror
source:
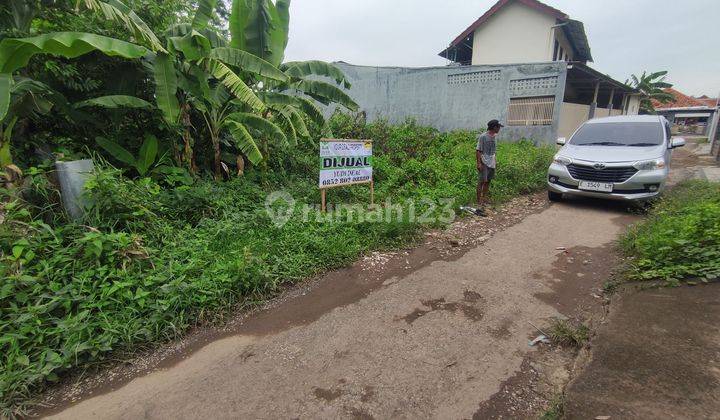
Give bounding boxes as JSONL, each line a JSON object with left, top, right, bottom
{"left": 671, "top": 137, "right": 686, "bottom": 148}
{"left": 556, "top": 137, "right": 567, "bottom": 146}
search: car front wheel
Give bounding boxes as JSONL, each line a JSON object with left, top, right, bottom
{"left": 548, "top": 191, "right": 563, "bottom": 202}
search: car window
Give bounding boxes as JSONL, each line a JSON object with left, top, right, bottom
{"left": 569, "top": 122, "right": 664, "bottom": 146}
{"left": 665, "top": 123, "right": 671, "bottom": 142}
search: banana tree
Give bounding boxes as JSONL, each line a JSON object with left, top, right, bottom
{"left": 627, "top": 70, "right": 675, "bottom": 114}
{"left": 0, "top": 31, "right": 151, "bottom": 166}
{"left": 83, "top": 0, "right": 296, "bottom": 175}
{"left": 229, "top": 0, "right": 358, "bottom": 137}
{"left": 0, "top": 0, "right": 280, "bottom": 174}
{"left": 0, "top": 76, "right": 151, "bottom": 167}
{"left": 1, "top": 0, "right": 359, "bottom": 176}
{"left": 180, "top": 71, "right": 289, "bottom": 177}
{"left": 1, "top": 78, "right": 53, "bottom": 166}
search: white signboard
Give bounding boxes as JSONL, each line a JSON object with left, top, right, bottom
{"left": 319, "top": 139, "right": 373, "bottom": 188}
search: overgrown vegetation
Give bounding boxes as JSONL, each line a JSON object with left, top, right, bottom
{"left": 0, "top": 0, "right": 357, "bottom": 175}
{"left": 621, "top": 180, "right": 720, "bottom": 286}
{"left": 0, "top": 114, "right": 554, "bottom": 414}
{"left": 548, "top": 318, "right": 590, "bottom": 348}
{"left": 0, "top": 0, "right": 556, "bottom": 415}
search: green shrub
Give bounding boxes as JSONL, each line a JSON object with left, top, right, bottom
{"left": 621, "top": 180, "right": 720, "bottom": 285}
{"left": 0, "top": 115, "right": 554, "bottom": 414}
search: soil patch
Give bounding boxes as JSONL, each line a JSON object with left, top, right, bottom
{"left": 473, "top": 349, "right": 575, "bottom": 419}
{"left": 534, "top": 243, "right": 625, "bottom": 321}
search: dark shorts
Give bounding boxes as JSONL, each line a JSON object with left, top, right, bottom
{"left": 479, "top": 166, "right": 495, "bottom": 183}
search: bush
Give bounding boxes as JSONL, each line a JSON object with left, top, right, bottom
{"left": 621, "top": 180, "right": 720, "bottom": 285}
{"left": 0, "top": 115, "right": 554, "bottom": 414}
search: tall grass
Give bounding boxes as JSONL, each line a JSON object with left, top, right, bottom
{"left": 0, "top": 115, "right": 554, "bottom": 414}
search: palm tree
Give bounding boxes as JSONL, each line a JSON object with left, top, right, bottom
{"left": 627, "top": 71, "right": 675, "bottom": 114}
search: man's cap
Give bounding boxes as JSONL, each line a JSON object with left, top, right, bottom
{"left": 488, "top": 119, "right": 504, "bottom": 129}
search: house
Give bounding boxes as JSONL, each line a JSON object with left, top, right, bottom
{"left": 652, "top": 88, "right": 720, "bottom": 158}
{"left": 328, "top": 0, "right": 640, "bottom": 142}
{"left": 652, "top": 88, "right": 719, "bottom": 138}
{"left": 696, "top": 95, "right": 720, "bottom": 109}
{"left": 438, "top": 0, "right": 592, "bottom": 66}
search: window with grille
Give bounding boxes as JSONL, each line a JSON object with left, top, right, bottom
{"left": 507, "top": 96, "right": 555, "bottom": 126}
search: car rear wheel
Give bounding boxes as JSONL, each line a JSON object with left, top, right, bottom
{"left": 548, "top": 191, "right": 563, "bottom": 202}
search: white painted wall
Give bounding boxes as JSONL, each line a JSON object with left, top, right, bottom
{"left": 471, "top": 1, "right": 557, "bottom": 65}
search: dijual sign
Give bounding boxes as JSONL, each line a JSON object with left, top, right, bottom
{"left": 319, "top": 140, "right": 373, "bottom": 188}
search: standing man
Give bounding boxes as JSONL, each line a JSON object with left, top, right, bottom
{"left": 475, "top": 119, "right": 503, "bottom": 216}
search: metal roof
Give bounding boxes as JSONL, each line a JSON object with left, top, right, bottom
{"left": 566, "top": 62, "right": 637, "bottom": 93}
{"left": 562, "top": 20, "right": 593, "bottom": 62}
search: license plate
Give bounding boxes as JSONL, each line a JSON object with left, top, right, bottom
{"left": 578, "top": 181, "right": 613, "bottom": 192}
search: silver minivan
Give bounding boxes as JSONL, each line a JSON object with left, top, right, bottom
{"left": 547, "top": 115, "right": 685, "bottom": 202}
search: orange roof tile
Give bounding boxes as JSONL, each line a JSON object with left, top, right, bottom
{"left": 696, "top": 97, "right": 718, "bottom": 107}
{"left": 652, "top": 88, "right": 708, "bottom": 109}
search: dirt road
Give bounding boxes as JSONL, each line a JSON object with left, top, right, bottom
{"left": 562, "top": 144, "right": 720, "bottom": 419}
{"left": 35, "top": 144, "right": 716, "bottom": 419}
{"left": 46, "top": 191, "right": 639, "bottom": 419}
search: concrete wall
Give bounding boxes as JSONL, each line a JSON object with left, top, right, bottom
{"left": 471, "top": 1, "right": 556, "bottom": 65}
{"left": 711, "top": 112, "right": 720, "bottom": 160}
{"left": 331, "top": 61, "right": 567, "bottom": 143}
{"left": 708, "top": 111, "right": 720, "bottom": 158}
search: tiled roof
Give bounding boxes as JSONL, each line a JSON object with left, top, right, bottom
{"left": 652, "top": 88, "right": 708, "bottom": 109}
{"left": 696, "top": 97, "right": 719, "bottom": 107}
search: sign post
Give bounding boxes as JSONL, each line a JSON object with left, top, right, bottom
{"left": 319, "top": 139, "right": 374, "bottom": 212}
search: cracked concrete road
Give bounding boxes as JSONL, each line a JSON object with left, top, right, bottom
{"left": 47, "top": 194, "right": 637, "bottom": 419}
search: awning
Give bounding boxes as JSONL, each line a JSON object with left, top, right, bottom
{"left": 675, "top": 113, "right": 711, "bottom": 118}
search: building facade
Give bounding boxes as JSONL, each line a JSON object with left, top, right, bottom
{"left": 439, "top": 0, "right": 593, "bottom": 66}
{"left": 653, "top": 88, "right": 719, "bottom": 138}
{"left": 330, "top": 61, "right": 637, "bottom": 143}
{"left": 322, "top": 0, "right": 639, "bottom": 143}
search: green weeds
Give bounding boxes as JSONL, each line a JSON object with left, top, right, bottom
{"left": 0, "top": 116, "right": 554, "bottom": 414}
{"left": 540, "top": 393, "right": 565, "bottom": 420}
{"left": 620, "top": 180, "right": 720, "bottom": 285}
{"left": 548, "top": 319, "right": 590, "bottom": 348}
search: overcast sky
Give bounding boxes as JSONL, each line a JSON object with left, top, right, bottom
{"left": 284, "top": 0, "right": 720, "bottom": 97}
